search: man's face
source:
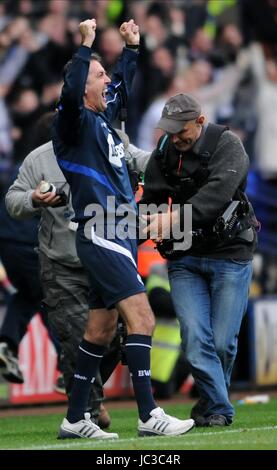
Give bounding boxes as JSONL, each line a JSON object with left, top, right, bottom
{"left": 169, "top": 118, "right": 203, "bottom": 152}
{"left": 84, "top": 60, "right": 111, "bottom": 112}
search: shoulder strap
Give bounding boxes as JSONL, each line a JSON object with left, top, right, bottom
{"left": 154, "top": 125, "right": 228, "bottom": 178}
{"left": 189, "top": 123, "right": 229, "bottom": 186}
{"left": 156, "top": 133, "right": 169, "bottom": 155}
{"left": 154, "top": 133, "right": 170, "bottom": 173}
{"left": 199, "top": 124, "right": 229, "bottom": 166}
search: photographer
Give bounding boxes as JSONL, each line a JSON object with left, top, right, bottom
{"left": 141, "top": 93, "right": 258, "bottom": 427}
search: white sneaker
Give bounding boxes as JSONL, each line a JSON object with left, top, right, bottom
{"left": 58, "top": 412, "right": 119, "bottom": 439}
{"left": 138, "top": 407, "right": 195, "bottom": 437}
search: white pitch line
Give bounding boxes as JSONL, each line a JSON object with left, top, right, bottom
{"left": 8, "top": 425, "right": 277, "bottom": 451}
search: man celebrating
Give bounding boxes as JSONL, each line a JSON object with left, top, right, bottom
{"left": 52, "top": 20, "right": 194, "bottom": 439}
{"left": 141, "top": 93, "right": 257, "bottom": 427}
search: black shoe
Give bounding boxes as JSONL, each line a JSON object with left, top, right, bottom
{"left": 206, "top": 414, "right": 228, "bottom": 426}
{"left": 0, "top": 342, "right": 24, "bottom": 384}
{"left": 194, "top": 413, "right": 228, "bottom": 427}
{"left": 191, "top": 399, "right": 230, "bottom": 427}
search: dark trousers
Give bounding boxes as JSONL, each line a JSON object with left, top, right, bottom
{"left": 0, "top": 241, "right": 44, "bottom": 352}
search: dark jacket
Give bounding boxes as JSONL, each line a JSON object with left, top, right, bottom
{"left": 141, "top": 125, "right": 257, "bottom": 260}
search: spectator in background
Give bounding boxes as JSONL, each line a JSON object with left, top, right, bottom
{"left": 188, "top": 27, "right": 213, "bottom": 63}
{"left": 250, "top": 43, "right": 277, "bottom": 179}
{"left": 245, "top": 42, "right": 277, "bottom": 294}
{"left": 0, "top": 98, "right": 13, "bottom": 195}
{"left": 0, "top": 17, "right": 35, "bottom": 190}
{"left": 14, "top": 0, "right": 47, "bottom": 19}
{"left": 137, "top": 73, "right": 185, "bottom": 150}
{"left": 9, "top": 87, "right": 44, "bottom": 163}
{"left": 0, "top": 18, "right": 32, "bottom": 91}
{"left": 97, "top": 26, "right": 124, "bottom": 73}
{"left": 47, "top": 0, "right": 71, "bottom": 17}
{"left": 126, "top": 4, "right": 173, "bottom": 140}
{"left": 240, "top": 0, "right": 277, "bottom": 47}
{"left": 137, "top": 48, "right": 250, "bottom": 151}
{"left": 211, "top": 22, "right": 243, "bottom": 68}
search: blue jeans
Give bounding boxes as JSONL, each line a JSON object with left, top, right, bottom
{"left": 168, "top": 256, "right": 253, "bottom": 423}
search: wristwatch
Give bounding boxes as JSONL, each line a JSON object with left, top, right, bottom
{"left": 126, "top": 44, "right": 139, "bottom": 51}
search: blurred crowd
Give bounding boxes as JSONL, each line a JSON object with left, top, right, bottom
{"left": 0, "top": 0, "right": 277, "bottom": 296}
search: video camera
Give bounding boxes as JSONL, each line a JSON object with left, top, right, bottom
{"left": 156, "top": 199, "right": 249, "bottom": 259}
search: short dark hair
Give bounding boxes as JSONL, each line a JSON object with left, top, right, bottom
{"left": 62, "top": 53, "right": 102, "bottom": 80}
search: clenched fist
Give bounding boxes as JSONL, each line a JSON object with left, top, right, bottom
{"left": 119, "top": 19, "right": 140, "bottom": 46}
{"left": 79, "top": 18, "right": 97, "bottom": 48}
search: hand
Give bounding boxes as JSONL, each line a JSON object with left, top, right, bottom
{"left": 141, "top": 211, "right": 172, "bottom": 242}
{"left": 141, "top": 209, "right": 181, "bottom": 242}
{"left": 79, "top": 18, "right": 97, "bottom": 48}
{"left": 32, "top": 181, "right": 62, "bottom": 208}
{"left": 119, "top": 19, "right": 140, "bottom": 46}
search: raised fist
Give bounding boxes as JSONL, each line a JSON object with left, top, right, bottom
{"left": 79, "top": 19, "right": 97, "bottom": 48}
{"left": 119, "top": 19, "right": 140, "bottom": 46}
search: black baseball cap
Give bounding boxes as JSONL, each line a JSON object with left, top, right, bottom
{"left": 157, "top": 93, "right": 201, "bottom": 133}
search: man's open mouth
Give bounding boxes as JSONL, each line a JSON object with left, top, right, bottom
{"left": 102, "top": 88, "right": 108, "bottom": 102}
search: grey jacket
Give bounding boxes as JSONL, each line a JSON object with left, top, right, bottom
{"left": 5, "top": 141, "right": 151, "bottom": 267}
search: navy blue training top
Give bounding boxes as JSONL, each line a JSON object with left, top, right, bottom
{"left": 52, "top": 45, "right": 138, "bottom": 229}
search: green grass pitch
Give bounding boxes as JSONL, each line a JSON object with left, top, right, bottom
{"left": 0, "top": 400, "right": 277, "bottom": 450}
